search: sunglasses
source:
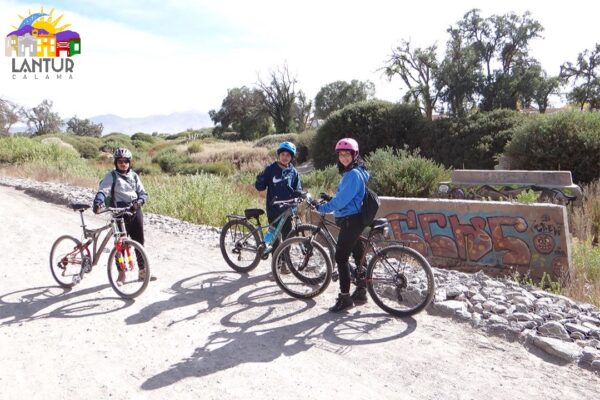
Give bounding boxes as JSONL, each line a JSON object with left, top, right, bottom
{"left": 116, "top": 159, "right": 130, "bottom": 164}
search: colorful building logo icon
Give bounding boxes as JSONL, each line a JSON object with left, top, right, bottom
{"left": 5, "top": 7, "right": 81, "bottom": 58}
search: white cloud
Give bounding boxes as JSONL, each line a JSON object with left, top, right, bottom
{"left": 1, "top": 0, "right": 600, "bottom": 120}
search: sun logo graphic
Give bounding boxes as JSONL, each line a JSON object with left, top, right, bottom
{"left": 6, "top": 7, "right": 80, "bottom": 80}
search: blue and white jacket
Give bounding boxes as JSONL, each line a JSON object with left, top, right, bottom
{"left": 255, "top": 162, "right": 302, "bottom": 221}
{"left": 317, "top": 166, "right": 368, "bottom": 218}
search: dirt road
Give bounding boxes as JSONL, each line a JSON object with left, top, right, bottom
{"left": 0, "top": 185, "right": 598, "bottom": 400}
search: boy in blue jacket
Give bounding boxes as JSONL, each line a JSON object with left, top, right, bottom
{"left": 255, "top": 141, "right": 302, "bottom": 257}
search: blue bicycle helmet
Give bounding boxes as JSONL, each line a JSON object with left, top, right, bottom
{"left": 277, "top": 141, "right": 297, "bottom": 157}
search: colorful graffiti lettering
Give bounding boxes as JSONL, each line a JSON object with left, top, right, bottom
{"left": 387, "top": 210, "right": 555, "bottom": 267}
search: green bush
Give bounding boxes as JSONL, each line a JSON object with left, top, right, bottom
{"left": 365, "top": 147, "right": 450, "bottom": 197}
{"left": 131, "top": 132, "right": 156, "bottom": 143}
{"left": 131, "top": 139, "right": 153, "bottom": 152}
{"left": 312, "top": 101, "right": 426, "bottom": 169}
{"left": 301, "top": 165, "right": 340, "bottom": 195}
{"left": 295, "top": 129, "right": 316, "bottom": 164}
{"left": 504, "top": 111, "right": 600, "bottom": 184}
{"left": 177, "top": 161, "right": 235, "bottom": 176}
{"left": 152, "top": 148, "right": 192, "bottom": 174}
{"left": 35, "top": 134, "right": 102, "bottom": 159}
{"left": 421, "top": 109, "right": 523, "bottom": 169}
{"left": 187, "top": 140, "right": 204, "bottom": 154}
{"left": 254, "top": 133, "right": 299, "bottom": 148}
{"left": 101, "top": 136, "right": 132, "bottom": 153}
{"left": 0, "top": 136, "right": 80, "bottom": 163}
{"left": 134, "top": 163, "right": 162, "bottom": 176}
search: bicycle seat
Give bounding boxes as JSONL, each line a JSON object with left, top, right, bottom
{"left": 244, "top": 208, "right": 265, "bottom": 219}
{"left": 70, "top": 203, "right": 91, "bottom": 211}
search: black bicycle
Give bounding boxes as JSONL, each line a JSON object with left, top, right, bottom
{"left": 219, "top": 196, "right": 309, "bottom": 273}
{"left": 272, "top": 202, "right": 435, "bottom": 317}
{"left": 49, "top": 204, "right": 150, "bottom": 299}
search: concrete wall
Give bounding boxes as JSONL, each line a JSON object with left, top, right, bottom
{"left": 377, "top": 197, "right": 572, "bottom": 281}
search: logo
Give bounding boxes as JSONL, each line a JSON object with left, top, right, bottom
{"left": 272, "top": 176, "right": 283, "bottom": 184}
{"left": 5, "top": 6, "right": 81, "bottom": 80}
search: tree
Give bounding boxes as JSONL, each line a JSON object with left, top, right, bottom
{"left": 519, "top": 65, "right": 562, "bottom": 113}
{"left": 294, "top": 90, "right": 313, "bottom": 132}
{"left": 314, "top": 80, "right": 375, "bottom": 119}
{"left": 560, "top": 43, "right": 600, "bottom": 111}
{"left": 436, "top": 29, "right": 481, "bottom": 117}
{"left": 209, "top": 86, "right": 272, "bottom": 139}
{"left": 20, "top": 99, "right": 63, "bottom": 135}
{"left": 257, "top": 64, "right": 297, "bottom": 133}
{"left": 384, "top": 40, "right": 440, "bottom": 120}
{"left": 0, "top": 98, "right": 19, "bottom": 136}
{"left": 453, "top": 9, "right": 544, "bottom": 111}
{"left": 66, "top": 116, "right": 103, "bottom": 137}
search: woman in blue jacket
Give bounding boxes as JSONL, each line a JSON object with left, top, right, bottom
{"left": 255, "top": 142, "right": 302, "bottom": 260}
{"left": 317, "top": 138, "right": 368, "bottom": 312}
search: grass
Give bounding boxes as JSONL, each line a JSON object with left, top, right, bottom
{"left": 143, "top": 174, "right": 262, "bottom": 227}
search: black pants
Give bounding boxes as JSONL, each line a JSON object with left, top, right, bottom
{"left": 124, "top": 207, "right": 145, "bottom": 270}
{"left": 268, "top": 214, "right": 292, "bottom": 253}
{"left": 335, "top": 213, "right": 366, "bottom": 293}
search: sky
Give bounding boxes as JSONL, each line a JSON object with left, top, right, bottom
{"left": 1, "top": 0, "right": 599, "bottom": 120}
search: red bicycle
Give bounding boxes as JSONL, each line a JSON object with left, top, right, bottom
{"left": 49, "top": 204, "right": 150, "bottom": 299}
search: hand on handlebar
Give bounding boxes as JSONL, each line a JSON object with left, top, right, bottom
{"left": 319, "top": 192, "right": 332, "bottom": 202}
{"left": 93, "top": 204, "right": 104, "bottom": 214}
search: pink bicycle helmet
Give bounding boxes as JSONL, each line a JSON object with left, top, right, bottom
{"left": 335, "top": 138, "right": 359, "bottom": 157}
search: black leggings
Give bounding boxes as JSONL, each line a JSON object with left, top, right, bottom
{"left": 335, "top": 213, "right": 366, "bottom": 293}
{"left": 124, "top": 207, "right": 145, "bottom": 269}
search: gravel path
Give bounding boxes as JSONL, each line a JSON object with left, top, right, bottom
{"left": 0, "top": 182, "right": 599, "bottom": 399}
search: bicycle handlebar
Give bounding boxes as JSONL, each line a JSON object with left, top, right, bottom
{"left": 98, "top": 206, "right": 134, "bottom": 217}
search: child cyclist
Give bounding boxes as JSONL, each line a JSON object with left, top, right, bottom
{"left": 315, "top": 138, "right": 369, "bottom": 312}
{"left": 93, "top": 148, "right": 149, "bottom": 283}
{"left": 255, "top": 141, "right": 302, "bottom": 269}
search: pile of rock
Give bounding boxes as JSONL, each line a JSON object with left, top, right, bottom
{"left": 432, "top": 269, "right": 600, "bottom": 370}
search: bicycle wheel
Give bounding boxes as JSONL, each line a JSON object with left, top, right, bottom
{"left": 366, "top": 245, "right": 435, "bottom": 317}
{"left": 219, "top": 218, "right": 262, "bottom": 273}
{"left": 50, "top": 235, "right": 89, "bottom": 288}
{"left": 107, "top": 239, "right": 150, "bottom": 299}
{"left": 287, "top": 223, "right": 335, "bottom": 263}
{"left": 271, "top": 237, "right": 332, "bottom": 299}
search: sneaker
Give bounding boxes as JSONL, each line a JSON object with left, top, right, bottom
{"left": 351, "top": 287, "right": 368, "bottom": 305}
{"left": 329, "top": 293, "right": 354, "bottom": 313}
{"left": 116, "top": 270, "right": 126, "bottom": 286}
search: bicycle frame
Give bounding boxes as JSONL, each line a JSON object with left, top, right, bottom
{"left": 226, "top": 201, "right": 302, "bottom": 255}
{"left": 74, "top": 209, "right": 130, "bottom": 267}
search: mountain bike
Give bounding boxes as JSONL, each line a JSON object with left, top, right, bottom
{"left": 272, "top": 206, "right": 435, "bottom": 317}
{"left": 49, "top": 204, "right": 150, "bottom": 299}
{"left": 219, "top": 196, "right": 308, "bottom": 273}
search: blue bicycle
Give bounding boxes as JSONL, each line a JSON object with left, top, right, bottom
{"left": 219, "top": 196, "right": 307, "bottom": 273}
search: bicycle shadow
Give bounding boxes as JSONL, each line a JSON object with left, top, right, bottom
{"left": 125, "top": 270, "right": 271, "bottom": 326}
{"left": 0, "top": 284, "right": 133, "bottom": 325}
{"left": 141, "top": 284, "right": 417, "bottom": 390}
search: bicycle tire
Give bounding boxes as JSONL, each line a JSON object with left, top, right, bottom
{"left": 219, "top": 218, "right": 262, "bottom": 273}
{"left": 49, "top": 235, "right": 88, "bottom": 288}
{"left": 287, "top": 223, "right": 336, "bottom": 263}
{"left": 271, "top": 237, "right": 332, "bottom": 299}
{"left": 107, "top": 239, "right": 150, "bottom": 299}
{"left": 366, "top": 245, "right": 435, "bottom": 317}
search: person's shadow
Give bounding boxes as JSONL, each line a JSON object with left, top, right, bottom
{"left": 141, "top": 285, "right": 417, "bottom": 390}
{"left": 0, "top": 284, "right": 132, "bottom": 325}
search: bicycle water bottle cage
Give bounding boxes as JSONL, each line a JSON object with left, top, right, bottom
{"left": 244, "top": 209, "right": 264, "bottom": 219}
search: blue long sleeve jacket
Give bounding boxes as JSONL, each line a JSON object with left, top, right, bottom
{"left": 255, "top": 162, "right": 302, "bottom": 221}
{"left": 317, "top": 166, "right": 368, "bottom": 218}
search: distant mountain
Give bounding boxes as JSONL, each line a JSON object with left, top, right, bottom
{"left": 89, "top": 111, "right": 213, "bottom": 135}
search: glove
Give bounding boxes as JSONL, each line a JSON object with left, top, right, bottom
{"left": 93, "top": 203, "right": 104, "bottom": 214}
{"left": 319, "top": 192, "right": 332, "bottom": 202}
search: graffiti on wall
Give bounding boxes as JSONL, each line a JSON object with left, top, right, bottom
{"left": 387, "top": 210, "right": 568, "bottom": 274}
